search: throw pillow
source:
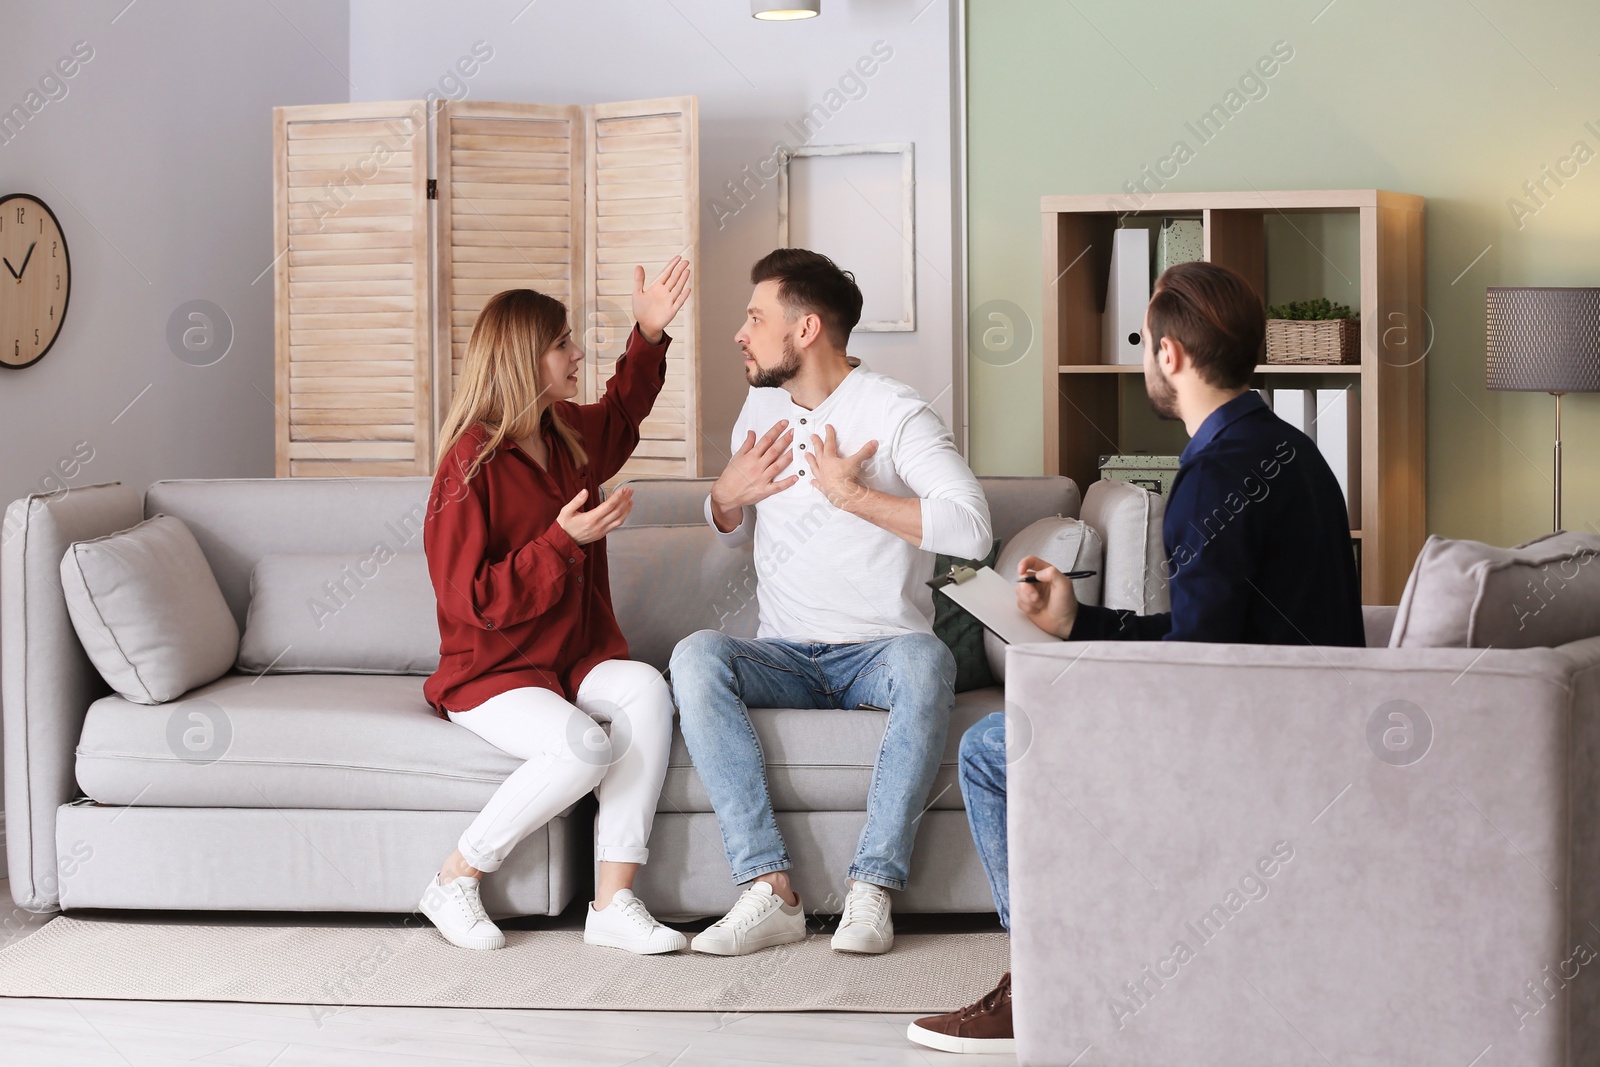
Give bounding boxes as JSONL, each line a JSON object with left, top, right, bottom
{"left": 238, "top": 552, "right": 440, "bottom": 674}
{"left": 1389, "top": 532, "right": 1600, "bottom": 649}
{"left": 984, "top": 518, "right": 1105, "bottom": 683}
{"left": 932, "top": 539, "right": 1001, "bottom": 693}
{"left": 59, "top": 514, "right": 240, "bottom": 704}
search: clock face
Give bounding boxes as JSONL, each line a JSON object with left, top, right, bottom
{"left": 0, "top": 193, "right": 71, "bottom": 369}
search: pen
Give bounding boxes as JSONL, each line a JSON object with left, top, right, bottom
{"left": 1019, "top": 570, "right": 1097, "bottom": 583}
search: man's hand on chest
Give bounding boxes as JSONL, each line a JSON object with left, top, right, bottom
{"left": 806, "top": 423, "right": 881, "bottom": 513}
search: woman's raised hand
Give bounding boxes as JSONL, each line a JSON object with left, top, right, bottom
{"left": 556, "top": 486, "right": 633, "bottom": 546}
{"left": 633, "top": 256, "right": 692, "bottom": 343}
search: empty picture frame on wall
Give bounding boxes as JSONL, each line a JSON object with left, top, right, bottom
{"left": 777, "top": 142, "right": 915, "bottom": 332}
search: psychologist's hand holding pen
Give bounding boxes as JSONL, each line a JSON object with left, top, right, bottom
{"left": 1015, "top": 555, "right": 1082, "bottom": 640}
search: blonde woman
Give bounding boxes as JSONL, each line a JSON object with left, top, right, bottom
{"left": 420, "top": 259, "right": 691, "bottom": 953}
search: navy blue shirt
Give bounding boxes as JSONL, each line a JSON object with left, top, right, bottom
{"left": 1070, "top": 390, "right": 1364, "bottom": 646}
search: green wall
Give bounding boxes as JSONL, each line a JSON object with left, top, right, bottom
{"left": 967, "top": 0, "right": 1600, "bottom": 547}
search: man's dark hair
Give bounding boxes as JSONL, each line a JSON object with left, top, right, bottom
{"left": 750, "top": 248, "right": 864, "bottom": 349}
{"left": 1146, "top": 261, "right": 1265, "bottom": 389}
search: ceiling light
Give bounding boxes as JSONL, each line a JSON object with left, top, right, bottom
{"left": 751, "top": 0, "right": 820, "bottom": 19}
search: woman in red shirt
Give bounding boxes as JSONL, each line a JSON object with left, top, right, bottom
{"left": 419, "top": 259, "right": 691, "bottom": 955}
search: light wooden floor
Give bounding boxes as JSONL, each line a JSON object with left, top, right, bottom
{"left": 0, "top": 881, "right": 1017, "bottom": 1066}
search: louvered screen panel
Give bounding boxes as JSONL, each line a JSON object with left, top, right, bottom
{"left": 273, "top": 102, "right": 431, "bottom": 476}
{"left": 585, "top": 97, "right": 700, "bottom": 481}
{"left": 434, "top": 103, "right": 584, "bottom": 444}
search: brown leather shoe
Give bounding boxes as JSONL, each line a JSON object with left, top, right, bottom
{"left": 906, "top": 972, "right": 1015, "bottom": 1054}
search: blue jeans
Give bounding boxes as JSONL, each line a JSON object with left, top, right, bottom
{"left": 960, "top": 711, "right": 1010, "bottom": 930}
{"left": 669, "top": 630, "right": 956, "bottom": 892}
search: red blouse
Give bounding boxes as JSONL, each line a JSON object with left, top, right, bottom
{"left": 422, "top": 324, "right": 670, "bottom": 714}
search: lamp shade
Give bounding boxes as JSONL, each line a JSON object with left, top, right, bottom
{"left": 751, "top": 0, "right": 820, "bottom": 18}
{"left": 1485, "top": 286, "right": 1600, "bottom": 392}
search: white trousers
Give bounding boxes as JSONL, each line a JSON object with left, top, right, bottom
{"left": 447, "top": 659, "right": 674, "bottom": 872}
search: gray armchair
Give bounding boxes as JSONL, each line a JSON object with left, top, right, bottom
{"left": 1004, "top": 622, "right": 1600, "bottom": 1066}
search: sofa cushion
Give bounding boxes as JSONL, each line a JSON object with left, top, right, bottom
{"left": 616, "top": 476, "right": 1084, "bottom": 540}
{"left": 660, "top": 686, "right": 1004, "bottom": 813}
{"left": 143, "top": 477, "right": 433, "bottom": 631}
{"left": 237, "top": 553, "right": 439, "bottom": 675}
{"left": 607, "top": 524, "right": 758, "bottom": 672}
{"left": 978, "top": 476, "right": 1082, "bottom": 541}
{"left": 616, "top": 477, "right": 716, "bottom": 527}
{"left": 985, "top": 518, "right": 1103, "bottom": 683}
{"left": 608, "top": 477, "right": 1082, "bottom": 677}
{"left": 59, "top": 514, "right": 239, "bottom": 705}
{"left": 1080, "top": 478, "right": 1170, "bottom": 613}
{"left": 75, "top": 672, "right": 521, "bottom": 810}
{"left": 1390, "top": 532, "right": 1600, "bottom": 649}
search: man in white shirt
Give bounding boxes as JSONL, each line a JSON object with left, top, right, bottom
{"left": 669, "top": 248, "right": 992, "bottom": 956}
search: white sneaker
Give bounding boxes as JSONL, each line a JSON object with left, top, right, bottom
{"left": 690, "top": 881, "right": 806, "bottom": 956}
{"left": 831, "top": 880, "right": 893, "bottom": 954}
{"left": 419, "top": 873, "right": 505, "bottom": 951}
{"left": 585, "top": 889, "right": 687, "bottom": 954}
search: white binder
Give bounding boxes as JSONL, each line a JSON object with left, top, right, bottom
{"left": 1103, "top": 228, "right": 1151, "bottom": 365}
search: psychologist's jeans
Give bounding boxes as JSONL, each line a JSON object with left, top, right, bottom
{"left": 960, "top": 710, "right": 1011, "bottom": 930}
{"left": 669, "top": 630, "right": 956, "bottom": 892}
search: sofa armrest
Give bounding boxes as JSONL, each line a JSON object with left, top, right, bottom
{"left": 1362, "top": 604, "right": 1399, "bottom": 647}
{"left": 1079, "top": 479, "right": 1168, "bottom": 614}
{"left": 2, "top": 482, "right": 141, "bottom": 910}
{"left": 1002, "top": 638, "right": 1594, "bottom": 1066}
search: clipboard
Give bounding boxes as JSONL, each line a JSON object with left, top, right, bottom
{"left": 928, "top": 566, "right": 1063, "bottom": 647}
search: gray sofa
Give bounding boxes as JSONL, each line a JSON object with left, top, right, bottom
{"left": 1005, "top": 607, "right": 1600, "bottom": 1066}
{"left": 2, "top": 473, "right": 1099, "bottom": 920}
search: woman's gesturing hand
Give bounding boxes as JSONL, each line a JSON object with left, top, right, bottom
{"left": 633, "top": 257, "right": 692, "bottom": 343}
{"left": 556, "top": 486, "right": 633, "bottom": 546}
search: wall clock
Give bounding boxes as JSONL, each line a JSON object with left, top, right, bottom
{"left": 1, "top": 193, "right": 71, "bottom": 370}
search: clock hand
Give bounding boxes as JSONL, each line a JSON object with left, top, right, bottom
{"left": 2, "top": 257, "right": 17, "bottom": 281}
{"left": 14, "top": 242, "right": 36, "bottom": 280}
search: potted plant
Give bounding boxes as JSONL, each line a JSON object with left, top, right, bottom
{"left": 1265, "top": 298, "right": 1360, "bottom": 365}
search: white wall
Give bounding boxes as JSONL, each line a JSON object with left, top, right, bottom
{"left": 0, "top": 1, "right": 350, "bottom": 508}
{"left": 0, "top": 0, "right": 350, "bottom": 833}
{"left": 348, "top": 0, "right": 962, "bottom": 474}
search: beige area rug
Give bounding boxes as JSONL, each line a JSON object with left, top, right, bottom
{"left": 0, "top": 917, "right": 1008, "bottom": 1014}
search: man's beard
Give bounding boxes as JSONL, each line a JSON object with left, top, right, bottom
{"left": 1144, "top": 358, "right": 1180, "bottom": 421}
{"left": 747, "top": 334, "right": 803, "bottom": 389}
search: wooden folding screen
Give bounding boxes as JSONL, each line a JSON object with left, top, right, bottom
{"left": 432, "top": 102, "right": 585, "bottom": 424}
{"left": 274, "top": 96, "right": 699, "bottom": 481}
{"left": 585, "top": 98, "right": 699, "bottom": 481}
{"left": 273, "top": 102, "right": 433, "bottom": 476}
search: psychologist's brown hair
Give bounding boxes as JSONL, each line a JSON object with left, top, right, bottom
{"left": 1146, "top": 261, "right": 1266, "bottom": 389}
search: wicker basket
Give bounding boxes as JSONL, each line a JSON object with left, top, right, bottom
{"left": 1265, "top": 317, "right": 1359, "bottom": 365}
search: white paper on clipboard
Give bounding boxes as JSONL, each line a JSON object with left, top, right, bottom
{"left": 935, "top": 567, "right": 1063, "bottom": 648}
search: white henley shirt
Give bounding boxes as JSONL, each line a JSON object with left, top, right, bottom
{"left": 704, "top": 366, "right": 992, "bottom": 643}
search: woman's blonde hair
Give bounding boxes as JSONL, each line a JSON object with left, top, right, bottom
{"left": 436, "top": 288, "right": 588, "bottom": 482}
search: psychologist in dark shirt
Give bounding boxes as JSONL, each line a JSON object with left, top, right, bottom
{"left": 1066, "top": 264, "right": 1363, "bottom": 646}
{"left": 906, "top": 260, "right": 1364, "bottom": 1056}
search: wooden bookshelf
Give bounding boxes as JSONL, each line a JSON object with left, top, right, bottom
{"left": 1040, "top": 189, "right": 1426, "bottom": 604}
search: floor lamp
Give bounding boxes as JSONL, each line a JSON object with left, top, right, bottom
{"left": 1485, "top": 287, "right": 1600, "bottom": 531}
